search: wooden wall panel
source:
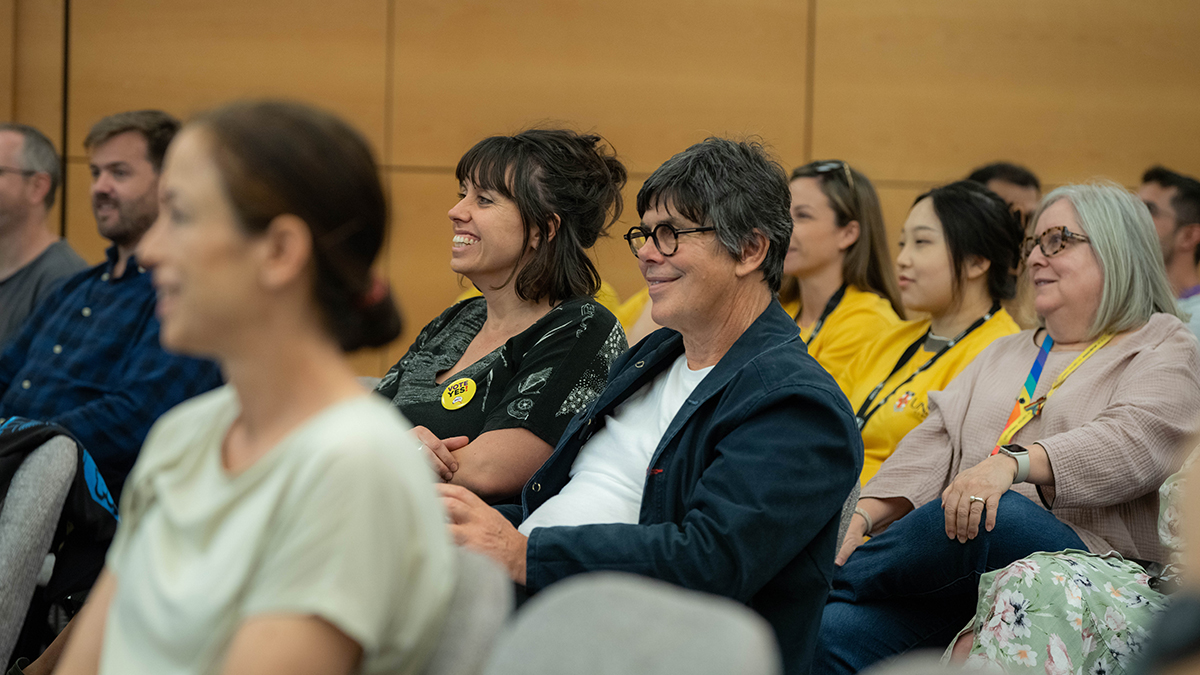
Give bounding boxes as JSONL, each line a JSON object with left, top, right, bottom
{"left": 12, "top": 0, "right": 62, "bottom": 140}
{"left": 66, "top": 0, "right": 389, "bottom": 160}
{"left": 384, "top": 171, "right": 472, "bottom": 367}
{"left": 588, "top": 176, "right": 647, "bottom": 302}
{"left": 391, "top": 0, "right": 808, "bottom": 175}
{"left": 62, "top": 159, "right": 105, "bottom": 263}
{"left": 12, "top": 0, "right": 63, "bottom": 232}
{"left": 811, "top": 0, "right": 1200, "bottom": 187}
{"left": 0, "top": 0, "right": 14, "bottom": 120}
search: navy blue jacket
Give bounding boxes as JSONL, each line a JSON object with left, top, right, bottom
{"left": 501, "top": 301, "right": 863, "bottom": 675}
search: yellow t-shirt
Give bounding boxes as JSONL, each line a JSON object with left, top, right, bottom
{"left": 843, "top": 308, "right": 1020, "bottom": 485}
{"left": 456, "top": 280, "right": 623, "bottom": 316}
{"left": 797, "top": 285, "right": 902, "bottom": 394}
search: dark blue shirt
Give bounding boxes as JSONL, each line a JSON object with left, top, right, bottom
{"left": 0, "top": 246, "right": 223, "bottom": 498}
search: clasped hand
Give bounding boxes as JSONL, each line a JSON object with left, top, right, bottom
{"left": 411, "top": 425, "right": 469, "bottom": 482}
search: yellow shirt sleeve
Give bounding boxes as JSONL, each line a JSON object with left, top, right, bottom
{"left": 799, "top": 286, "right": 902, "bottom": 395}
{"left": 614, "top": 287, "right": 650, "bottom": 333}
{"left": 594, "top": 281, "right": 623, "bottom": 316}
{"left": 843, "top": 309, "right": 1021, "bottom": 485}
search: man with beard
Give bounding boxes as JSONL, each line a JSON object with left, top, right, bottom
{"left": 0, "top": 110, "right": 223, "bottom": 500}
{"left": 0, "top": 123, "right": 87, "bottom": 345}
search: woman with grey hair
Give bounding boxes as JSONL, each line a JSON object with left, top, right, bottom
{"left": 815, "top": 182, "right": 1200, "bottom": 675}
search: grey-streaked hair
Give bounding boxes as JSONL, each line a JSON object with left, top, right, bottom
{"left": 636, "top": 137, "right": 792, "bottom": 293}
{"left": 1032, "top": 181, "right": 1183, "bottom": 338}
{"left": 0, "top": 123, "right": 61, "bottom": 209}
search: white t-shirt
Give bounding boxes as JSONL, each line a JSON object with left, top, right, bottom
{"left": 101, "top": 386, "right": 455, "bottom": 675}
{"left": 519, "top": 354, "right": 712, "bottom": 534}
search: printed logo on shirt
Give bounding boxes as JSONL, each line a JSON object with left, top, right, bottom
{"left": 442, "top": 377, "right": 477, "bottom": 410}
{"left": 894, "top": 390, "right": 916, "bottom": 412}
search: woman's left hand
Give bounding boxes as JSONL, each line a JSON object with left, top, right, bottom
{"left": 941, "top": 454, "right": 1017, "bottom": 543}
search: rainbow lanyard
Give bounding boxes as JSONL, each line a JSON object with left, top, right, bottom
{"left": 991, "top": 331, "right": 1114, "bottom": 454}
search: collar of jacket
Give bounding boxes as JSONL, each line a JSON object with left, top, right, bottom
{"left": 584, "top": 298, "right": 802, "bottom": 453}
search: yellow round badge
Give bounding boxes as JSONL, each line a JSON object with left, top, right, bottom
{"left": 441, "top": 377, "right": 477, "bottom": 410}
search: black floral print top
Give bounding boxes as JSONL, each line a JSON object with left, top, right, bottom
{"left": 376, "top": 296, "right": 628, "bottom": 447}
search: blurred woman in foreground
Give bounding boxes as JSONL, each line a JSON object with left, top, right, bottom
{"left": 53, "top": 101, "right": 454, "bottom": 675}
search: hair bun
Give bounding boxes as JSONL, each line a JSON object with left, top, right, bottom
{"left": 339, "top": 285, "right": 402, "bottom": 351}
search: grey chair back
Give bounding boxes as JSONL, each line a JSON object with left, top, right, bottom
{"left": 421, "top": 549, "right": 514, "bottom": 675}
{"left": 838, "top": 480, "right": 861, "bottom": 545}
{"left": 0, "top": 436, "right": 77, "bottom": 665}
{"left": 482, "top": 572, "right": 782, "bottom": 675}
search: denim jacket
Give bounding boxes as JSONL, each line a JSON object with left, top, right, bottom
{"left": 503, "top": 301, "right": 863, "bottom": 675}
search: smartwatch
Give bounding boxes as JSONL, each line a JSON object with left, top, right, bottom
{"left": 999, "top": 444, "right": 1030, "bottom": 483}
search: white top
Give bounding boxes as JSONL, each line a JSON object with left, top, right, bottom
{"left": 101, "top": 386, "right": 455, "bottom": 675}
{"left": 519, "top": 354, "right": 712, "bottom": 534}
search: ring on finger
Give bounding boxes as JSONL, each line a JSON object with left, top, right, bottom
{"left": 968, "top": 495, "right": 986, "bottom": 504}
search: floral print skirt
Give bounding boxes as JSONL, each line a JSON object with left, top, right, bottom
{"left": 943, "top": 550, "right": 1168, "bottom": 674}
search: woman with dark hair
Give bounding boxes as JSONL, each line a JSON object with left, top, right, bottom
{"left": 779, "top": 160, "right": 905, "bottom": 388}
{"left": 48, "top": 101, "right": 454, "bottom": 675}
{"left": 841, "top": 180, "right": 1023, "bottom": 484}
{"left": 376, "top": 129, "right": 629, "bottom": 504}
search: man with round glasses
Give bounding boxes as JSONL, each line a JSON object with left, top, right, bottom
{"left": 440, "top": 137, "right": 862, "bottom": 675}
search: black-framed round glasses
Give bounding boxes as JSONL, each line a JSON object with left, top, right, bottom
{"left": 624, "top": 223, "right": 716, "bottom": 257}
{"left": 1022, "top": 225, "right": 1091, "bottom": 259}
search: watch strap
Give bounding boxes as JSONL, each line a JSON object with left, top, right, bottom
{"left": 1000, "top": 444, "right": 1031, "bottom": 483}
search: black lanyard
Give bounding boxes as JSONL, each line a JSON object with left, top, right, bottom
{"left": 796, "top": 283, "right": 848, "bottom": 343}
{"left": 854, "top": 302, "right": 1000, "bottom": 430}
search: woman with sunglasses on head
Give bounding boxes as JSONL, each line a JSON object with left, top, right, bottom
{"left": 779, "top": 160, "right": 904, "bottom": 389}
{"left": 50, "top": 101, "right": 453, "bottom": 675}
{"left": 375, "top": 129, "right": 628, "bottom": 504}
{"left": 815, "top": 182, "right": 1200, "bottom": 675}
{"left": 839, "top": 181, "right": 1023, "bottom": 486}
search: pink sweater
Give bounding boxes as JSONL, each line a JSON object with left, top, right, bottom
{"left": 863, "top": 314, "right": 1200, "bottom": 563}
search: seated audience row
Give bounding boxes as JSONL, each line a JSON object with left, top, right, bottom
{"left": 0, "top": 114, "right": 224, "bottom": 655}
{"left": 817, "top": 181, "right": 1200, "bottom": 674}
{"left": 440, "top": 136, "right": 862, "bottom": 675}
{"left": 49, "top": 101, "right": 453, "bottom": 675}
{"left": 6, "top": 102, "right": 1200, "bottom": 675}
{"left": 0, "top": 112, "right": 223, "bottom": 502}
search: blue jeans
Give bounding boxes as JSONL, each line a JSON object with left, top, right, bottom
{"left": 812, "top": 491, "right": 1087, "bottom": 675}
